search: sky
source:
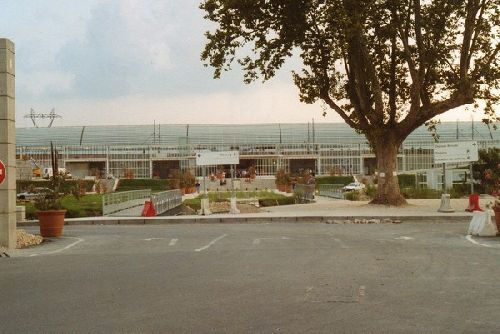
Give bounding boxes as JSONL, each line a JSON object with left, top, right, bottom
{"left": 0, "top": 0, "right": 493, "bottom": 128}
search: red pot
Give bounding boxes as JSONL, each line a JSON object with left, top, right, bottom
{"left": 37, "top": 210, "right": 66, "bottom": 238}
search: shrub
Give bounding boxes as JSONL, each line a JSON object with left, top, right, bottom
{"left": 344, "top": 191, "right": 360, "bottom": 201}
{"left": 401, "top": 187, "right": 441, "bottom": 199}
{"left": 365, "top": 185, "right": 377, "bottom": 199}
{"left": 117, "top": 179, "right": 171, "bottom": 192}
{"left": 258, "top": 197, "right": 296, "bottom": 207}
{"left": 397, "top": 174, "right": 415, "bottom": 188}
{"left": 315, "top": 176, "right": 354, "bottom": 186}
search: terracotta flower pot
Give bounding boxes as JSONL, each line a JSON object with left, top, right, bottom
{"left": 37, "top": 210, "right": 66, "bottom": 238}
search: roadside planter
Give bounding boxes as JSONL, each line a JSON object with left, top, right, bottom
{"left": 37, "top": 210, "right": 66, "bottom": 237}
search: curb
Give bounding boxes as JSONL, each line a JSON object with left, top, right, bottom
{"left": 18, "top": 215, "right": 473, "bottom": 226}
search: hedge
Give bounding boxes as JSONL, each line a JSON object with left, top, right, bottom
{"left": 17, "top": 180, "right": 95, "bottom": 193}
{"left": 397, "top": 174, "right": 416, "bottom": 188}
{"left": 315, "top": 176, "right": 354, "bottom": 185}
{"left": 116, "top": 179, "right": 173, "bottom": 192}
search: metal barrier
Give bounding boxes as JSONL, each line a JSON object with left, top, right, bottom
{"left": 102, "top": 189, "right": 152, "bottom": 216}
{"left": 294, "top": 184, "right": 316, "bottom": 203}
{"left": 151, "top": 190, "right": 183, "bottom": 215}
{"left": 318, "top": 184, "right": 345, "bottom": 199}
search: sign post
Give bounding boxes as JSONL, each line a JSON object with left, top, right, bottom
{"left": 434, "top": 141, "right": 479, "bottom": 213}
{"left": 196, "top": 151, "right": 240, "bottom": 216}
{"left": 0, "top": 38, "right": 16, "bottom": 249}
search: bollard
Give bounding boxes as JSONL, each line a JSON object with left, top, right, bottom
{"left": 141, "top": 201, "right": 156, "bottom": 217}
{"left": 438, "top": 194, "right": 455, "bottom": 213}
{"left": 465, "top": 193, "right": 482, "bottom": 212}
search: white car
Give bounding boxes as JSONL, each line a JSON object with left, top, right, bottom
{"left": 16, "top": 187, "right": 50, "bottom": 200}
{"left": 343, "top": 182, "right": 366, "bottom": 192}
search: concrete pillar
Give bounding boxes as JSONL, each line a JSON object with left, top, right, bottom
{"left": 0, "top": 38, "right": 16, "bottom": 249}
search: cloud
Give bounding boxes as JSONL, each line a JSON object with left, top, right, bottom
{"left": 17, "top": 70, "right": 75, "bottom": 97}
{"left": 15, "top": 81, "right": 331, "bottom": 126}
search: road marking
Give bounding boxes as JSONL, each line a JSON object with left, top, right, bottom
{"left": 465, "top": 235, "right": 493, "bottom": 248}
{"left": 395, "top": 236, "right": 414, "bottom": 240}
{"left": 253, "top": 236, "right": 290, "bottom": 245}
{"left": 169, "top": 238, "right": 178, "bottom": 246}
{"left": 195, "top": 234, "right": 227, "bottom": 252}
{"left": 143, "top": 238, "right": 167, "bottom": 241}
{"left": 30, "top": 237, "right": 84, "bottom": 257}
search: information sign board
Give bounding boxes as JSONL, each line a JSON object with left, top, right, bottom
{"left": 196, "top": 151, "right": 239, "bottom": 166}
{"left": 434, "top": 141, "right": 478, "bottom": 164}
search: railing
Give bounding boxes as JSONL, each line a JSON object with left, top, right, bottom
{"left": 318, "top": 184, "right": 344, "bottom": 199}
{"left": 102, "top": 189, "right": 152, "bottom": 216}
{"left": 151, "top": 190, "right": 183, "bottom": 215}
{"left": 294, "top": 184, "right": 316, "bottom": 203}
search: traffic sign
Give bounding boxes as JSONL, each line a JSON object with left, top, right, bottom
{"left": 434, "top": 141, "right": 479, "bottom": 164}
{"left": 196, "top": 151, "right": 239, "bottom": 166}
{"left": 0, "top": 160, "right": 5, "bottom": 185}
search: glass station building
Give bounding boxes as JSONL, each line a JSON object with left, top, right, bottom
{"left": 15, "top": 122, "right": 499, "bottom": 180}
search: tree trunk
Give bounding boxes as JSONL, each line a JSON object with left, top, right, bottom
{"left": 370, "top": 137, "right": 407, "bottom": 206}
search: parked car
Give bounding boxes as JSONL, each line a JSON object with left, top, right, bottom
{"left": 16, "top": 187, "right": 50, "bottom": 200}
{"left": 343, "top": 182, "right": 366, "bottom": 192}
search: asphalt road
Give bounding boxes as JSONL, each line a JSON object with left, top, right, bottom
{"left": 1, "top": 222, "right": 500, "bottom": 333}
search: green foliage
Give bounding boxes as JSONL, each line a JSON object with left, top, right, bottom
{"left": 473, "top": 148, "right": 500, "bottom": 195}
{"left": 401, "top": 187, "right": 442, "bottom": 199}
{"left": 17, "top": 180, "right": 94, "bottom": 193}
{"left": 23, "top": 194, "right": 103, "bottom": 219}
{"left": 183, "top": 191, "right": 293, "bottom": 210}
{"left": 449, "top": 184, "right": 470, "bottom": 199}
{"left": 117, "top": 179, "right": 172, "bottom": 192}
{"left": 201, "top": 1, "right": 499, "bottom": 129}
{"left": 365, "top": 185, "right": 377, "bottom": 199}
{"left": 258, "top": 197, "right": 296, "bottom": 207}
{"left": 344, "top": 191, "right": 361, "bottom": 201}
{"left": 397, "top": 174, "right": 415, "bottom": 188}
{"left": 169, "top": 170, "right": 196, "bottom": 189}
{"left": 275, "top": 169, "right": 291, "bottom": 186}
{"left": 315, "top": 176, "right": 354, "bottom": 186}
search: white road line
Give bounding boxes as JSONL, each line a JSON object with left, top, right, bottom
{"left": 395, "top": 236, "right": 414, "bottom": 240}
{"left": 169, "top": 238, "right": 178, "bottom": 246}
{"left": 143, "top": 238, "right": 167, "bottom": 241}
{"left": 253, "top": 236, "right": 291, "bottom": 245}
{"left": 465, "top": 235, "right": 493, "bottom": 248}
{"left": 195, "top": 234, "right": 227, "bottom": 252}
{"left": 30, "top": 237, "right": 84, "bottom": 257}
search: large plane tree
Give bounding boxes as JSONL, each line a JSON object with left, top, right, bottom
{"left": 200, "top": 0, "right": 500, "bottom": 205}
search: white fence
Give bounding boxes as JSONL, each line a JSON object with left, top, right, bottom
{"left": 294, "top": 184, "right": 316, "bottom": 203}
{"left": 318, "top": 184, "right": 345, "bottom": 199}
{"left": 102, "top": 190, "right": 152, "bottom": 216}
{"left": 151, "top": 190, "right": 182, "bottom": 215}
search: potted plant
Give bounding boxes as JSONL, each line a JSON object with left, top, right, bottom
{"left": 177, "top": 170, "right": 196, "bottom": 194}
{"left": 275, "top": 169, "right": 291, "bottom": 192}
{"left": 33, "top": 142, "right": 79, "bottom": 238}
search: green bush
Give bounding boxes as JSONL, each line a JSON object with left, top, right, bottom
{"left": 401, "top": 187, "right": 441, "bottom": 199}
{"left": 258, "top": 197, "right": 296, "bottom": 207}
{"left": 315, "top": 176, "right": 354, "bottom": 186}
{"left": 397, "top": 174, "right": 415, "bottom": 188}
{"left": 117, "top": 179, "right": 172, "bottom": 192}
{"left": 450, "top": 184, "right": 471, "bottom": 198}
{"left": 365, "top": 185, "right": 377, "bottom": 199}
{"left": 344, "top": 191, "right": 360, "bottom": 201}
{"left": 17, "top": 179, "right": 95, "bottom": 193}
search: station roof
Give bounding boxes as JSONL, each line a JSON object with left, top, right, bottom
{"left": 15, "top": 122, "right": 499, "bottom": 147}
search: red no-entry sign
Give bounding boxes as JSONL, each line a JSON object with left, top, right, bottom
{"left": 0, "top": 160, "right": 5, "bottom": 185}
